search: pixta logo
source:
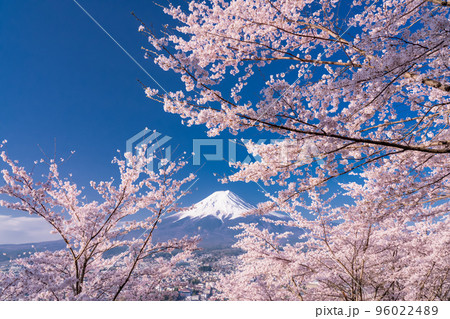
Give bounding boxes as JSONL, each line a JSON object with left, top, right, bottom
{"left": 127, "top": 128, "right": 324, "bottom": 170}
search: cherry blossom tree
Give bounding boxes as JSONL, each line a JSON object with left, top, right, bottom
{"left": 216, "top": 189, "right": 449, "bottom": 300}
{"left": 140, "top": 0, "right": 449, "bottom": 300}
{"left": 0, "top": 141, "right": 198, "bottom": 300}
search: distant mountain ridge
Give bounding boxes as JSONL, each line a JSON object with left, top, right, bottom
{"left": 0, "top": 240, "right": 65, "bottom": 263}
{"left": 0, "top": 190, "right": 300, "bottom": 257}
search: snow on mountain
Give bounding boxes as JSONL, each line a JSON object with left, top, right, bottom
{"left": 173, "top": 190, "right": 256, "bottom": 221}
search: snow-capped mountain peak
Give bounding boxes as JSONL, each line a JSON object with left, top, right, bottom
{"left": 174, "top": 190, "right": 255, "bottom": 221}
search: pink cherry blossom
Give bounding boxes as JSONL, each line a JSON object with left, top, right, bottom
{"left": 0, "top": 144, "right": 198, "bottom": 300}
{"left": 142, "top": 0, "right": 449, "bottom": 300}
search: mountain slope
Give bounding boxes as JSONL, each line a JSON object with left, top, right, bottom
{"left": 154, "top": 190, "right": 297, "bottom": 248}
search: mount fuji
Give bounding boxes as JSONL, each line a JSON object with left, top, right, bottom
{"left": 173, "top": 190, "right": 255, "bottom": 221}
{"left": 154, "top": 190, "right": 294, "bottom": 248}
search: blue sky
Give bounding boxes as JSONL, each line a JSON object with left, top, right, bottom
{"left": 0, "top": 0, "right": 294, "bottom": 243}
